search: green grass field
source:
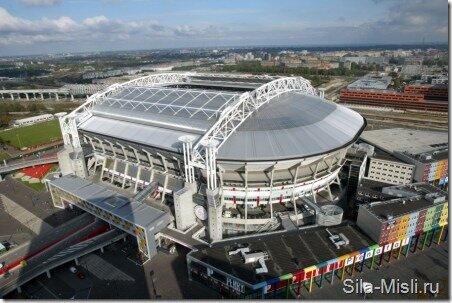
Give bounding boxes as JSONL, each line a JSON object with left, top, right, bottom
{"left": 18, "top": 179, "right": 45, "bottom": 192}
{"left": 0, "top": 120, "right": 62, "bottom": 149}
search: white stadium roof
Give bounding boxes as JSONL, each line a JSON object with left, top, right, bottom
{"left": 218, "top": 92, "right": 365, "bottom": 161}
{"left": 66, "top": 73, "right": 365, "bottom": 163}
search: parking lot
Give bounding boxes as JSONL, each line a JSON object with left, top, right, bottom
{"left": 9, "top": 262, "right": 93, "bottom": 299}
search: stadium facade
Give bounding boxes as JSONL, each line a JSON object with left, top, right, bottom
{"left": 53, "top": 73, "right": 366, "bottom": 245}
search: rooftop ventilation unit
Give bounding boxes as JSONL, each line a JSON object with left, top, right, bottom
{"left": 256, "top": 256, "right": 269, "bottom": 274}
{"left": 326, "top": 228, "right": 350, "bottom": 249}
{"left": 419, "top": 153, "right": 432, "bottom": 160}
{"left": 425, "top": 193, "right": 446, "bottom": 204}
{"left": 228, "top": 247, "right": 269, "bottom": 274}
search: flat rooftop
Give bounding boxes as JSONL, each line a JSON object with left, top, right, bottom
{"left": 363, "top": 195, "right": 445, "bottom": 221}
{"left": 190, "top": 224, "right": 373, "bottom": 285}
{"left": 347, "top": 75, "right": 392, "bottom": 90}
{"left": 382, "top": 182, "right": 448, "bottom": 197}
{"left": 370, "top": 146, "right": 412, "bottom": 164}
{"left": 359, "top": 178, "right": 395, "bottom": 191}
{"left": 49, "top": 174, "right": 170, "bottom": 230}
{"left": 360, "top": 128, "right": 448, "bottom": 156}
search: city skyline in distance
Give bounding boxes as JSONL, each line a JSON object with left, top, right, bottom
{"left": 0, "top": 0, "right": 448, "bottom": 56}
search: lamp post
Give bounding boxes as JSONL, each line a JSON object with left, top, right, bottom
{"left": 16, "top": 134, "right": 22, "bottom": 150}
{"left": 149, "top": 270, "right": 158, "bottom": 298}
{"left": 363, "top": 282, "right": 373, "bottom": 299}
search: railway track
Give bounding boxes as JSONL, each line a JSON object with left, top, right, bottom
{"left": 359, "top": 112, "right": 448, "bottom": 124}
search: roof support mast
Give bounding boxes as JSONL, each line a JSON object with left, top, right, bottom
{"left": 202, "top": 139, "right": 219, "bottom": 190}
{"left": 179, "top": 135, "right": 196, "bottom": 184}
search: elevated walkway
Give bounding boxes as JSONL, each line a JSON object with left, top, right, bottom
{"left": 49, "top": 175, "right": 171, "bottom": 259}
{"left": 158, "top": 224, "right": 207, "bottom": 250}
{"left": 0, "top": 157, "right": 58, "bottom": 175}
{"left": 133, "top": 181, "right": 158, "bottom": 203}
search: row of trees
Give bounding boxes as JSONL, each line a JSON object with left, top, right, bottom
{"left": 0, "top": 102, "right": 47, "bottom": 128}
{"left": 0, "top": 102, "right": 46, "bottom": 114}
{"left": 218, "top": 61, "right": 378, "bottom": 86}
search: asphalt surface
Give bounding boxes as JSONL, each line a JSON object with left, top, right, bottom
{"left": 15, "top": 239, "right": 220, "bottom": 300}
{"left": 0, "top": 217, "right": 103, "bottom": 296}
{"left": 4, "top": 230, "right": 125, "bottom": 299}
{"left": 0, "top": 194, "right": 54, "bottom": 235}
{"left": 144, "top": 245, "right": 219, "bottom": 299}
{"left": 13, "top": 261, "right": 93, "bottom": 299}
{"left": 2, "top": 145, "right": 61, "bottom": 164}
{"left": 0, "top": 201, "right": 35, "bottom": 246}
{"left": 0, "top": 212, "right": 93, "bottom": 266}
{"left": 0, "top": 176, "right": 84, "bottom": 227}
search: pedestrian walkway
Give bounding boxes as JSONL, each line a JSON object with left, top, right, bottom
{"left": 79, "top": 254, "right": 135, "bottom": 282}
{"left": 0, "top": 194, "right": 53, "bottom": 235}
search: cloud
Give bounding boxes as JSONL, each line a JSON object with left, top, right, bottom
{"left": 0, "top": 0, "right": 447, "bottom": 55}
{"left": 362, "top": 0, "right": 447, "bottom": 41}
{"left": 0, "top": 7, "right": 78, "bottom": 35}
{"left": 18, "top": 0, "right": 61, "bottom": 6}
{"left": 286, "top": 0, "right": 447, "bottom": 44}
{"left": 173, "top": 25, "right": 225, "bottom": 38}
{"left": 0, "top": 7, "right": 221, "bottom": 47}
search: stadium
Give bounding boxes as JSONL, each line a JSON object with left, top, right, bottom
{"left": 54, "top": 73, "right": 366, "bottom": 244}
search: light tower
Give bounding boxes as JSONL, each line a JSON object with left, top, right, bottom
{"left": 318, "top": 88, "right": 326, "bottom": 99}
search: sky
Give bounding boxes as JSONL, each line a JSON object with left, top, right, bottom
{"left": 0, "top": 0, "right": 448, "bottom": 56}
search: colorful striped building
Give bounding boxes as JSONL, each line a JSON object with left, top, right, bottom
{"left": 357, "top": 190, "right": 447, "bottom": 245}
{"left": 186, "top": 220, "right": 447, "bottom": 298}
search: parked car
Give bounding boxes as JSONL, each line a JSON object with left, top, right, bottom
{"left": 69, "top": 266, "right": 77, "bottom": 274}
{"left": 77, "top": 272, "right": 86, "bottom": 279}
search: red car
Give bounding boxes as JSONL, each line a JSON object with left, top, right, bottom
{"left": 77, "top": 272, "right": 86, "bottom": 279}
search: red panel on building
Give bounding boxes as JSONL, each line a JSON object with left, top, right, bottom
{"left": 339, "top": 88, "right": 448, "bottom": 112}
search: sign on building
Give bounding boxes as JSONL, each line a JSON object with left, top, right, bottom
{"left": 364, "top": 250, "right": 373, "bottom": 259}
{"left": 355, "top": 253, "right": 364, "bottom": 263}
{"left": 392, "top": 240, "right": 401, "bottom": 250}
{"left": 226, "top": 277, "right": 245, "bottom": 293}
{"left": 374, "top": 246, "right": 383, "bottom": 256}
{"left": 345, "top": 256, "right": 354, "bottom": 266}
{"left": 401, "top": 237, "right": 410, "bottom": 246}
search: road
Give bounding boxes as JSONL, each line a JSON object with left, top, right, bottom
{"left": 0, "top": 218, "right": 111, "bottom": 296}
{"left": 326, "top": 79, "right": 354, "bottom": 100}
{"left": 0, "top": 156, "right": 58, "bottom": 174}
{"left": 0, "top": 213, "right": 93, "bottom": 267}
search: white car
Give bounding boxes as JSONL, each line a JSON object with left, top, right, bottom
{"left": 69, "top": 266, "right": 77, "bottom": 274}
{"left": 0, "top": 262, "right": 4, "bottom": 269}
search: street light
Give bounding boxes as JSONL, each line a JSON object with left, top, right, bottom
{"left": 16, "top": 134, "right": 22, "bottom": 150}
{"left": 362, "top": 282, "right": 373, "bottom": 299}
{"left": 149, "top": 270, "right": 158, "bottom": 298}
